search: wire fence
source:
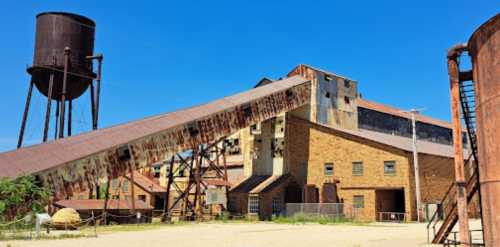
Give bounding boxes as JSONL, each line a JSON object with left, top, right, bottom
{"left": 284, "top": 203, "right": 358, "bottom": 221}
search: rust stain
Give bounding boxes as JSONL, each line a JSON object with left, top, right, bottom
{"left": 38, "top": 82, "right": 311, "bottom": 199}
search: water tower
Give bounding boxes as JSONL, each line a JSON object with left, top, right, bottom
{"left": 17, "top": 12, "right": 103, "bottom": 148}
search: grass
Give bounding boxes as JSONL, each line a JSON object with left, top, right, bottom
{"left": 271, "top": 213, "right": 368, "bottom": 226}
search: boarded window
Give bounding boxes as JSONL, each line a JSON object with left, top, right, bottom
{"left": 324, "top": 163, "right": 334, "bottom": 176}
{"left": 352, "top": 162, "right": 363, "bottom": 176}
{"left": 353, "top": 195, "right": 364, "bottom": 208}
{"left": 248, "top": 196, "right": 259, "bottom": 214}
{"left": 384, "top": 161, "right": 396, "bottom": 175}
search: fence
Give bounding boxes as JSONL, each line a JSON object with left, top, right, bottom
{"left": 285, "top": 203, "right": 356, "bottom": 220}
{"left": 377, "top": 212, "right": 406, "bottom": 223}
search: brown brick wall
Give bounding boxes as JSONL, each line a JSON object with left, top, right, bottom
{"left": 287, "top": 117, "right": 414, "bottom": 221}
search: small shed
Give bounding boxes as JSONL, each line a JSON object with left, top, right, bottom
{"left": 53, "top": 199, "right": 153, "bottom": 224}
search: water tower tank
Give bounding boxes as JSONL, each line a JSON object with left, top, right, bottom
{"left": 468, "top": 13, "right": 500, "bottom": 245}
{"left": 27, "top": 12, "right": 96, "bottom": 100}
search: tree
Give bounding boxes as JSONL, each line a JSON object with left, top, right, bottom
{"left": 0, "top": 175, "right": 50, "bottom": 221}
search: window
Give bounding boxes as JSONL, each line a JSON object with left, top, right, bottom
{"left": 324, "top": 163, "right": 334, "bottom": 176}
{"left": 344, "top": 96, "right": 350, "bottom": 104}
{"left": 384, "top": 161, "right": 396, "bottom": 175}
{"left": 111, "top": 179, "right": 118, "bottom": 190}
{"left": 78, "top": 195, "right": 85, "bottom": 200}
{"left": 138, "top": 195, "right": 146, "bottom": 202}
{"left": 165, "top": 165, "right": 171, "bottom": 176}
{"left": 344, "top": 79, "right": 350, "bottom": 88}
{"left": 272, "top": 198, "right": 282, "bottom": 215}
{"left": 324, "top": 74, "right": 333, "bottom": 81}
{"left": 248, "top": 196, "right": 259, "bottom": 214}
{"left": 124, "top": 195, "right": 130, "bottom": 201}
{"left": 325, "top": 92, "right": 331, "bottom": 98}
{"left": 352, "top": 162, "right": 363, "bottom": 176}
{"left": 122, "top": 180, "right": 129, "bottom": 192}
{"left": 153, "top": 166, "right": 161, "bottom": 178}
{"left": 112, "top": 195, "right": 120, "bottom": 199}
{"left": 353, "top": 195, "right": 364, "bottom": 208}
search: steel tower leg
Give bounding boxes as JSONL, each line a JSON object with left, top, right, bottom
{"left": 17, "top": 79, "right": 34, "bottom": 148}
{"left": 42, "top": 73, "right": 55, "bottom": 142}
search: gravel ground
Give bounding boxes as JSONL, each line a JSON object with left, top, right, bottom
{"left": 2, "top": 222, "right": 440, "bottom": 247}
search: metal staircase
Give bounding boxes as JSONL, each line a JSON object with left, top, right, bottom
{"left": 426, "top": 74, "right": 483, "bottom": 245}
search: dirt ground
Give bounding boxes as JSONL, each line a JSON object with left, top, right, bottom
{"left": 3, "top": 221, "right": 441, "bottom": 247}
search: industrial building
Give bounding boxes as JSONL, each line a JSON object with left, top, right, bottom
{"left": 227, "top": 64, "right": 471, "bottom": 221}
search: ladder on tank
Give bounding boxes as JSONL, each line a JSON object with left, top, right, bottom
{"left": 426, "top": 71, "right": 483, "bottom": 245}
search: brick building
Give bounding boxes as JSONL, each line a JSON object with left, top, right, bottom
{"left": 228, "top": 65, "right": 469, "bottom": 221}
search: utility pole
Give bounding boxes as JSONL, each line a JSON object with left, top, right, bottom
{"left": 403, "top": 108, "right": 425, "bottom": 222}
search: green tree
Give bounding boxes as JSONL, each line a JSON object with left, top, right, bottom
{"left": 0, "top": 175, "right": 50, "bottom": 221}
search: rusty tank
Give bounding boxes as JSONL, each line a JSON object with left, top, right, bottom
{"left": 27, "top": 12, "right": 96, "bottom": 100}
{"left": 469, "top": 13, "right": 500, "bottom": 246}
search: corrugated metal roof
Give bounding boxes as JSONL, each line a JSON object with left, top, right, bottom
{"left": 54, "top": 199, "right": 153, "bottom": 210}
{"left": 290, "top": 116, "right": 464, "bottom": 159}
{"left": 0, "top": 75, "right": 310, "bottom": 180}
{"left": 124, "top": 172, "right": 166, "bottom": 193}
{"left": 358, "top": 98, "right": 453, "bottom": 129}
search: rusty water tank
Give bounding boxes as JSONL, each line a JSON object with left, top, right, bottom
{"left": 468, "top": 13, "right": 500, "bottom": 245}
{"left": 27, "top": 12, "right": 96, "bottom": 100}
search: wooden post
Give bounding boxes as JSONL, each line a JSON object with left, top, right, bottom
{"left": 163, "top": 156, "right": 175, "bottom": 221}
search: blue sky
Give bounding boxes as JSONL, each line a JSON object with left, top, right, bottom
{"left": 0, "top": 1, "right": 498, "bottom": 152}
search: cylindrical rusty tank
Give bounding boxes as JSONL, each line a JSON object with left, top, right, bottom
{"left": 468, "top": 13, "right": 500, "bottom": 246}
{"left": 27, "top": 12, "right": 96, "bottom": 100}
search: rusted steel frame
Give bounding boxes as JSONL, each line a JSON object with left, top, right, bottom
{"left": 68, "top": 100, "right": 72, "bottom": 136}
{"left": 42, "top": 73, "right": 54, "bottom": 142}
{"left": 58, "top": 47, "right": 70, "bottom": 139}
{"left": 90, "top": 81, "right": 97, "bottom": 130}
{"left": 54, "top": 101, "right": 60, "bottom": 140}
{"left": 447, "top": 44, "right": 471, "bottom": 246}
{"left": 129, "top": 164, "right": 136, "bottom": 214}
{"left": 95, "top": 56, "right": 103, "bottom": 129}
{"left": 17, "top": 79, "right": 34, "bottom": 148}
{"left": 193, "top": 146, "right": 202, "bottom": 220}
{"left": 37, "top": 82, "right": 310, "bottom": 199}
{"left": 162, "top": 155, "right": 175, "bottom": 221}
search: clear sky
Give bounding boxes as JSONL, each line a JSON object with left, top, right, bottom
{"left": 0, "top": 0, "right": 498, "bottom": 152}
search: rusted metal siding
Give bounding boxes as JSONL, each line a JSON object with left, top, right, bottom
{"left": 468, "top": 13, "right": 500, "bottom": 246}
{"left": 34, "top": 78, "right": 311, "bottom": 198}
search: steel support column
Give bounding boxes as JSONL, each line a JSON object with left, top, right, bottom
{"left": 17, "top": 79, "right": 34, "bottom": 148}
{"left": 448, "top": 44, "right": 471, "bottom": 247}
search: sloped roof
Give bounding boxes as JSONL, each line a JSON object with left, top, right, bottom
{"left": 290, "top": 116, "right": 464, "bottom": 159}
{"left": 0, "top": 75, "right": 309, "bottom": 179}
{"left": 54, "top": 199, "right": 153, "bottom": 210}
{"left": 125, "top": 172, "right": 166, "bottom": 193}
{"left": 230, "top": 175, "right": 271, "bottom": 193}
{"left": 357, "top": 98, "right": 453, "bottom": 130}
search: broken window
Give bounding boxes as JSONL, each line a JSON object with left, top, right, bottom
{"left": 344, "top": 96, "right": 350, "bottom": 105}
{"left": 325, "top": 92, "right": 331, "bottom": 98}
{"left": 274, "top": 117, "right": 284, "bottom": 133}
{"left": 353, "top": 195, "right": 364, "bottom": 208}
{"left": 344, "top": 79, "right": 350, "bottom": 88}
{"left": 250, "top": 123, "right": 261, "bottom": 135}
{"left": 153, "top": 166, "right": 161, "bottom": 178}
{"left": 112, "top": 195, "right": 120, "bottom": 200}
{"left": 384, "top": 161, "right": 396, "bottom": 175}
{"left": 271, "top": 138, "right": 284, "bottom": 157}
{"left": 324, "top": 74, "right": 333, "bottom": 81}
{"left": 248, "top": 196, "right": 259, "bottom": 214}
{"left": 111, "top": 179, "right": 118, "bottom": 190}
{"left": 138, "top": 195, "right": 146, "bottom": 202}
{"left": 324, "top": 163, "right": 334, "bottom": 176}
{"left": 352, "top": 162, "right": 363, "bottom": 176}
{"left": 224, "top": 138, "right": 241, "bottom": 155}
